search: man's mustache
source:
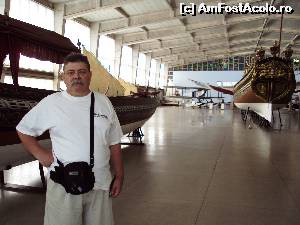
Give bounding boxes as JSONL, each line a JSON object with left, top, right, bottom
{"left": 71, "top": 79, "right": 84, "bottom": 86}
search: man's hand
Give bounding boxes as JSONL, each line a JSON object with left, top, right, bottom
{"left": 110, "top": 176, "right": 123, "bottom": 198}
{"left": 109, "top": 144, "right": 124, "bottom": 197}
{"left": 17, "top": 131, "right": 54, "bottom": 167}
{"left": 36, "top": 149, "right": 54, "bottom": 167}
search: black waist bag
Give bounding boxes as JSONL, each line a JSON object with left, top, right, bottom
{"left": 50, "top": 92, "right": 96, "bottom": 195}
{"left": 50, "top": 161, "right": 95, "bottom": 195}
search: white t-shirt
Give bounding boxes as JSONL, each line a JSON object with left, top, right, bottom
{"left": 16, "top": 91, "right": 123, "bottom": 191}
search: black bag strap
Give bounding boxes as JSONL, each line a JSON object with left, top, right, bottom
{"left": 56, "top": 92, "right": 95, "bottom": 168}
{"left": 90, "top": 92, "right": 95, "bottom": 168}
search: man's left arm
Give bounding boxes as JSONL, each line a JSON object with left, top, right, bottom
{"left": 109, "top": 143, "right": 124, "bottom": 197}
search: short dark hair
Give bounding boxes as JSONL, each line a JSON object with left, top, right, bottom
{"left": 63, "top": 53, "right": 90, "bottom": 71}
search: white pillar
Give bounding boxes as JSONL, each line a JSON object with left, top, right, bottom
{"left": 131, "top": 45, "right": 139, "bottom": 84}
{"left": 145, "top": 53, "right": 151, "bottom": 87}
{"left": 164, "top": 64, "right": 168, "bottom": 92}
{"left": 53, "top": 3, "right": 66, "bottom": 91}
{"left": 114, "top": 36, "right": 123, "bottom": 78}
{"left": 155, "top": 60, "right": 161, "bottom": 89}
{"left": 90, "top": 22, "right": 100, "bottom": 57}
{"left": 0, "top": 0, "right": 10, "bottom": 15}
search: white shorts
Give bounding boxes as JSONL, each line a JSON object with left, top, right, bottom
{"left": 44, "top": 179, "right": 114, "bottom": 225}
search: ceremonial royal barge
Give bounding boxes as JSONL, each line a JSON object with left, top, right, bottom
{"left": 233, "top": 42, "right": 296, "bottom": 123}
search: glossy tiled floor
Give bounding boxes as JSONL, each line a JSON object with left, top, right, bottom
{"left": 1, "top": 107, "right": 300, "bottom": 225}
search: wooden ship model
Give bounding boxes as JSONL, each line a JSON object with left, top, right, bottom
{"left": 0, "top": 14, "right": 158, "bottom": 189}
{"left": 233, "top": 41, "right": 296, "bottom": 123}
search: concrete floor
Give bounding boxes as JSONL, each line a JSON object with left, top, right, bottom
{"left": 1, "top": 107, "right": 300, "bottom": 225}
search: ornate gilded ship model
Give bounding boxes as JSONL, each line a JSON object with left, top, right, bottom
{"left": 233, "top": 41, "right": 296, "bottom": 124}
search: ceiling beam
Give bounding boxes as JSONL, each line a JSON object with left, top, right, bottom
{"left": 115, "top": 6, "right": 129, "bottom": 18}
{"left": 153, "top": 39, "right": 266, "bottom": 61}
{"left": 99, "top": 10, "right": 296, "bottom": 39}
{"left": 99, "top": 9, "right": 175, "bottom": 35}
{"left": 222, "top": 8, "right": 230, "bottom": 52}
{"left": 33, "top": 0, "right": 53, "bottom": 9}
{"left": 64, "top": 0, "right": 141, "bottom": 19}
{"left": 130, "top": 24, "right": 298, "bottom": 54}
{"left": 255, "top": 0, "right": 281, "bottom": 50}
{"left": 116, "top": 13, "right": 281, "bottom": 46}
{"left": 158, "top": 44, "right": 260, "bottom": 63}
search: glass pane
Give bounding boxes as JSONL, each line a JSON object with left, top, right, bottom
{"left": 234, "top": 56, "right": 239, "bottom": 64}
{"left": 98, "top": 35, "right": 115, "bottom": 75}
{"left": 213, "top": 62, "right": 218, "bottom": 71}
{"left": 203, "top": 62, "right": 207, "bottom": 71}
{"left": 208, "top": 61, "right": 213, "bottom": 71}
{"left": 239, "top": 56, "right": 244, "bottom": 63}
{"left": 193, "top": 63, "right": 198, "bottom": 71}
{"left": 223, "top": 63, "right": 228, "bottom": 70}
{"left": 9, "top": 0, "right": 54, "bottom": 72}
{"left": 197, "top": 63, "right": 202, "bottom": 70}
{"left": 239, "top": 64, "right": 244, "bottom": 71}
{"left": 234, "top": 64, "right": 239, "bottom": 71}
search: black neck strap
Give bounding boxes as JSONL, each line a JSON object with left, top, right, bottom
{"left": 90, "top": 92, "right": 94, "bottom": 167}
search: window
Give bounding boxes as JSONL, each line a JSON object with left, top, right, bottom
{"left": 159, "top": 64, "right": 166, "bottom": 88}
{"left": 120, "top": 46, "right": 133, "bottom": 82}
{"left": 98, "top": 35, "right": 115, "bottom": 75}
{"left": 6, "top": 0, "right": 54, "bottom": 72}
{"left": 239, "top": 64, "right": 244, "bottom": 71}
{"left": 166, "top": 54, "right": 252, "bottom": 72}
{"left": 4, "top": 76, "right": 53, "bottom": 90}
{"left": 148, "top": 59, "right": 157, "bottom": 87}
{"left": 203, "top": 62, "right": 207, "bottom": 71}
{"left": 193, "top": 63, "right": 198, "bottom": 71}
{"left": 136, "top": 53, "right": 146, "bottom": 85}
{"left": 197, "top": 63, "right": 202, "bottom": 71}
{"left": 65, "top": 19, "right": 90, "bottom": 51}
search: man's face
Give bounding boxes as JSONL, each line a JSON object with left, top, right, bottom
{"left": 62, "top": 62, "right": 92, "bottom": 96}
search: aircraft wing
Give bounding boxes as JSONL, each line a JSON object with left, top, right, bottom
{"left": 209, "top": 85, "right": 233, "bottom": 95}
{"left": 188, "top": 79, "right": 211, "bottom": 90}
{"left": 164, "top": 85, "right": 206, "bottom": 90}
{"left": 189, "top": 79, "right": 233, "bottom": 95}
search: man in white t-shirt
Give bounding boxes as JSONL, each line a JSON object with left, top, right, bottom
{"left": 16, "top": 53, "right": 124, "bottom": 225}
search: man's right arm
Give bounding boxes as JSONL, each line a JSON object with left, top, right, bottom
{"left": 17, "top": 131, "right": 53, "bottom": 167}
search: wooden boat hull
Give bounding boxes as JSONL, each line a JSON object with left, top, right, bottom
{"left": 0, "top": 83, "right": 159, "bottom": 146}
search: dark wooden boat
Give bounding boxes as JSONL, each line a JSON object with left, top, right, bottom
{"left": 0, "top": 15, "right": 158, "bottom": 185}
{"left": 233, "top": 42, "right": 296, "bottom": 122}
{"left": 0, "top": 83, "right": 159, "bottom": 146}
{"left": 0, "top": 14, "right": 159, "bottom": 146}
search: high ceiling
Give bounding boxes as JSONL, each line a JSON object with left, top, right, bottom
{"left": 46, "top": 0, "right": 300, "bottom": 67}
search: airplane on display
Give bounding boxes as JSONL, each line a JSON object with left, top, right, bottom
{"left": 163, "top": 79, "right": 232, "bottom": 108}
